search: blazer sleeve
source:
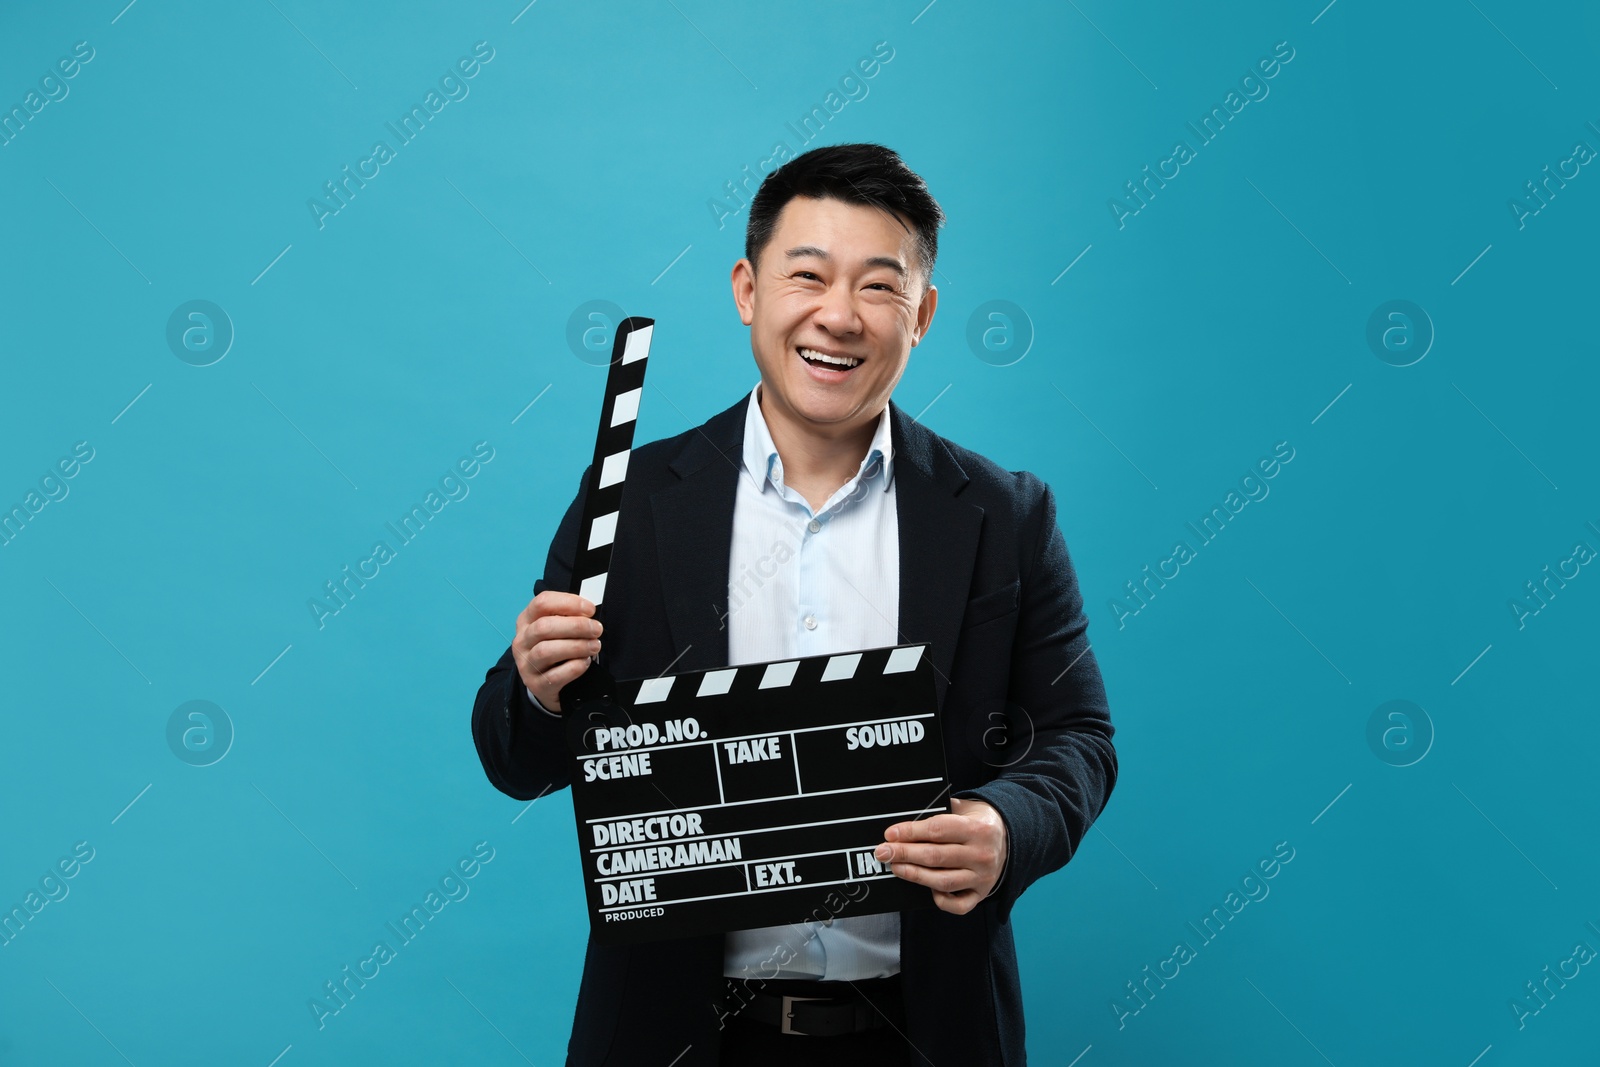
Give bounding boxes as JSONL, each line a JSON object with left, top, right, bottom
{"left": 469, "top": 465, "right": 591, "bottom": 802}
{"left": 951, "top": 472, "right": 1118, "bottom": 925}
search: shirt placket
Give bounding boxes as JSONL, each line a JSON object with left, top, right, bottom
{"left": 795, "top": 503, "right": 826, "bottom": 656}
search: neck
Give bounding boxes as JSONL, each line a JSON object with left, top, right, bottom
{"left": 757, "top": 384, "right": 880, "bottom": 497}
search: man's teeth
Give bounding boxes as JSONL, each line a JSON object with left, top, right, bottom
{"left": 800, "top": 348, "right": 861, "bottom": 368}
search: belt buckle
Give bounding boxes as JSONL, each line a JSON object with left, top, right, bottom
{"left": 779, "top": 994, "right": 827, "bottom": 1036}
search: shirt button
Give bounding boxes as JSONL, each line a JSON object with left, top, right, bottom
{"left": 803, "top": 614, "right": 817, "bottom": 630}
{"left": 807, "top": 519, "right": 821, "bottom": 534}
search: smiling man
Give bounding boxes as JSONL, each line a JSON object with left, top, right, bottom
{"left": 471, "top": 143, "right": 1117, "bottom": 1066}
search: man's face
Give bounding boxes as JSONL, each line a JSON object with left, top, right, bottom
{"left": 731, "top": 196, "right": 937, "bottom": 439}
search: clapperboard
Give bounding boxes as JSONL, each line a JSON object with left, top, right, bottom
{"left": 558, "top": 316, "right": 951, "bottom": 946}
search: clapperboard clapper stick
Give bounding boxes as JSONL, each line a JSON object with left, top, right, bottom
{"left": 555, "top": 315, "right": 653, "bottom": 736}
{"left": 556, "top": 316, "right": 953, "bottom": 946}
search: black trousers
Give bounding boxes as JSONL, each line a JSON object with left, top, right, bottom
{"left": 716, "top": 977, "right": 914, "bottom": 1067}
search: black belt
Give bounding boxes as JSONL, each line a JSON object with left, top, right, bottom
{"left": 736, "top": 976, "right": 903, "bottom": 1037}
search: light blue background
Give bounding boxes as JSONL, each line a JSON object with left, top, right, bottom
{"left": 2, "top": 1, "right": 1595, "bottom": 1064}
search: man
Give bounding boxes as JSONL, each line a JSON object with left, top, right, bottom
{"left": 471, "top": 143, "right": 1116, "bottom": 1065}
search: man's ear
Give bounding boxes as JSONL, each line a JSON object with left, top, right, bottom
{"left": 731, "top": 258, "right": 756, "bottom": 326}
{"left": 911, "top": 283, "right": 938, "bottom": 347}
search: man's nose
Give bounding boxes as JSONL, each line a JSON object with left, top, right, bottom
{"left": 813, "top": 283, "right": 863, "bottom": 334}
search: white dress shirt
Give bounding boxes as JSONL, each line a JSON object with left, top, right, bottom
{"left": 721, "top": 382, "right": 901, "bottom": 981}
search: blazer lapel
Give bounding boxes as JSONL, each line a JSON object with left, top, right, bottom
{"left": 890, "top": 399, "right": 984, "bottom": 710}
{"left": 650, "top": 395, "right": 747, "bottom": 674}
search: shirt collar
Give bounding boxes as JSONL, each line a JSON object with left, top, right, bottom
{"left": 741, "top": 382, "right": 895, "bottom": 496}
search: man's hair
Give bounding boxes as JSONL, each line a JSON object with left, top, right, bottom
{"left": 744, "top": 143, "right": 944, "bottom": 291}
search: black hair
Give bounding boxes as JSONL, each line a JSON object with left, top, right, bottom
{"left": 744, "top": 143, "right": 944, "bottom": 290}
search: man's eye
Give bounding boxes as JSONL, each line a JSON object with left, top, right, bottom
{"left": 795, "top": 271, "right": 821, "bottom": 281}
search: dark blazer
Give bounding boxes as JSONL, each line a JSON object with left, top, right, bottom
{"left": 471, "top": 393, "right": 1116, "bottom": 1066}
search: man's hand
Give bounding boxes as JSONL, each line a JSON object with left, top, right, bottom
{"left": 514, "top": 591, "right": 602, "bottom": 713}
{"left": 876, "top": 796, "right": 1008, "bottom": 915}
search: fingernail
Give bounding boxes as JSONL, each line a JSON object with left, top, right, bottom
{"left": 875, "top": 845, "right": 890, "bottom": 861}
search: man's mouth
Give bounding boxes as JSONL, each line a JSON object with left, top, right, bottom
{"left": 798, "top": 347, "right": 863, "bottom": 371}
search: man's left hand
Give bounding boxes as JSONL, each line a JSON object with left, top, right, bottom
{"left": 877, "top": 797, "right": 1008, "bottom": 915}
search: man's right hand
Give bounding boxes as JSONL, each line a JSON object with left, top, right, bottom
{"left": 514, "top": 591, "right": 602, "bottom": 713}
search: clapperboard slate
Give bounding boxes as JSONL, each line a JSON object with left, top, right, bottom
{"left": 557, "top": 316, "right": 952, "bottom": 945}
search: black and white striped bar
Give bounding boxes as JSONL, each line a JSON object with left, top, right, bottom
{"left": 570, "top": 316, "right": 653, "bottom": 609}
{"left": 567, "top": 643, "right": 950, "bottom": 946}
